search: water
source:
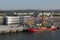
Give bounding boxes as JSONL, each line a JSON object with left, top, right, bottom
{"left": 0, "top": 29, "right": 60, "bottom": 40}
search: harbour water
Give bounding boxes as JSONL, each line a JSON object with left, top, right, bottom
{"left": 0, "top": 29, "right": 60, "bottom": 40}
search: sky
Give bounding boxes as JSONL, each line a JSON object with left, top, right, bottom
{"left": 0, "top": 0, "right": 60, "bottom": 10}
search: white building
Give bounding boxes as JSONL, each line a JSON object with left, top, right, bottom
{"left": 13, "top": 12, "right": 34, "bottom": 16}
{"left": 28, "top": 12, "right": 34, "bottom": 16}
{"left": 14, "top": 12, "right": 28, "bottom": 16}
{"left": 38, "top": 12, "right": 51, "bottom": 17}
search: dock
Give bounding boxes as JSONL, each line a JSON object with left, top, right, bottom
{"left": 0, "top": 25, "right": 23, "bottom": 34}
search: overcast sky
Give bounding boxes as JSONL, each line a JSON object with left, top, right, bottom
{"left": 0, "top": 0, "right": 60, "bottom": 10}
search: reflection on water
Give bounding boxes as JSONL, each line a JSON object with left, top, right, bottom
{"left": 0, "top": 30, "right": 60, "bottom": 40}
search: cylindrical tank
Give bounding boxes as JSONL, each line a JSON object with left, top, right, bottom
{"left": 3, "top": 16, "right": 7, "bottom": 25}
{"left": 3, "top": 16, "right": 20, "bottom": 25}
{"left": 7, "top": 16, "right": 20, "bottom": 24}
{"left": 2, "top": 16, "right": 34, "bottom": 25}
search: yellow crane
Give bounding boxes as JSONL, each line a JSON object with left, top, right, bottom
{"left": 27, "top": 12, "right": 48, "bottom": 28}
{"left": 41, "top": 12, "right": 48, "bottom": 27}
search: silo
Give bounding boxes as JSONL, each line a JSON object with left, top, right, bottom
{"left": 3, "top": 16, "right": 7, "bottom": 25}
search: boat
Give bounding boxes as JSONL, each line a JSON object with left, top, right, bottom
{"left": 28, "top": 26, "right": 57, "bottom": 33}
{"left": 27, "top": 12, "right": 57, "bottom": 33}
{"left": 28, "top": 28, "right": 37, "bottom": 33}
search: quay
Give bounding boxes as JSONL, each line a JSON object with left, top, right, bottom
{"left": 0, "top": 25, "right": 23, "bottom": 34}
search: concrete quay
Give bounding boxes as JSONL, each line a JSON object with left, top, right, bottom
{"left": 0, "top": 25, "right": 23, "bottom": 34}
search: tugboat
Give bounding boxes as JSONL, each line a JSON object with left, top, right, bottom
{"left": 28, "top": 12, "right": 58, "bottom": 33}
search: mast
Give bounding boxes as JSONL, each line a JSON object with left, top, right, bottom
{"left": 41, "top": 12, "right": 44, "bottom": 27}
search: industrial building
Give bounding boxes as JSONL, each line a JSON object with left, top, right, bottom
{"left": 0, "top": 10, "right": 60, "bottom": 16}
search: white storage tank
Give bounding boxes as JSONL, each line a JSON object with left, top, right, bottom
{"left": 7, "top": 16, "right": 20, "bottom": 24}
{"left": 3, "top": 16, "right": 20, "bottom": 25}
{"left": 2, "top": 16, "right": 34, "bottom": 25}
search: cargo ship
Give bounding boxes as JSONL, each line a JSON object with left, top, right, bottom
{"left": 27, "top": 12, "right": 58, "bottom": 33}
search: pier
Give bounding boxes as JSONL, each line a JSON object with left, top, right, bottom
{"left": 0, "top": 25, "right": 23, "bottom": 34}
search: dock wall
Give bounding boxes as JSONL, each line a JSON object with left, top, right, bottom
{"left": 0, "top": 25, "right": 23, "bottom": 34}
